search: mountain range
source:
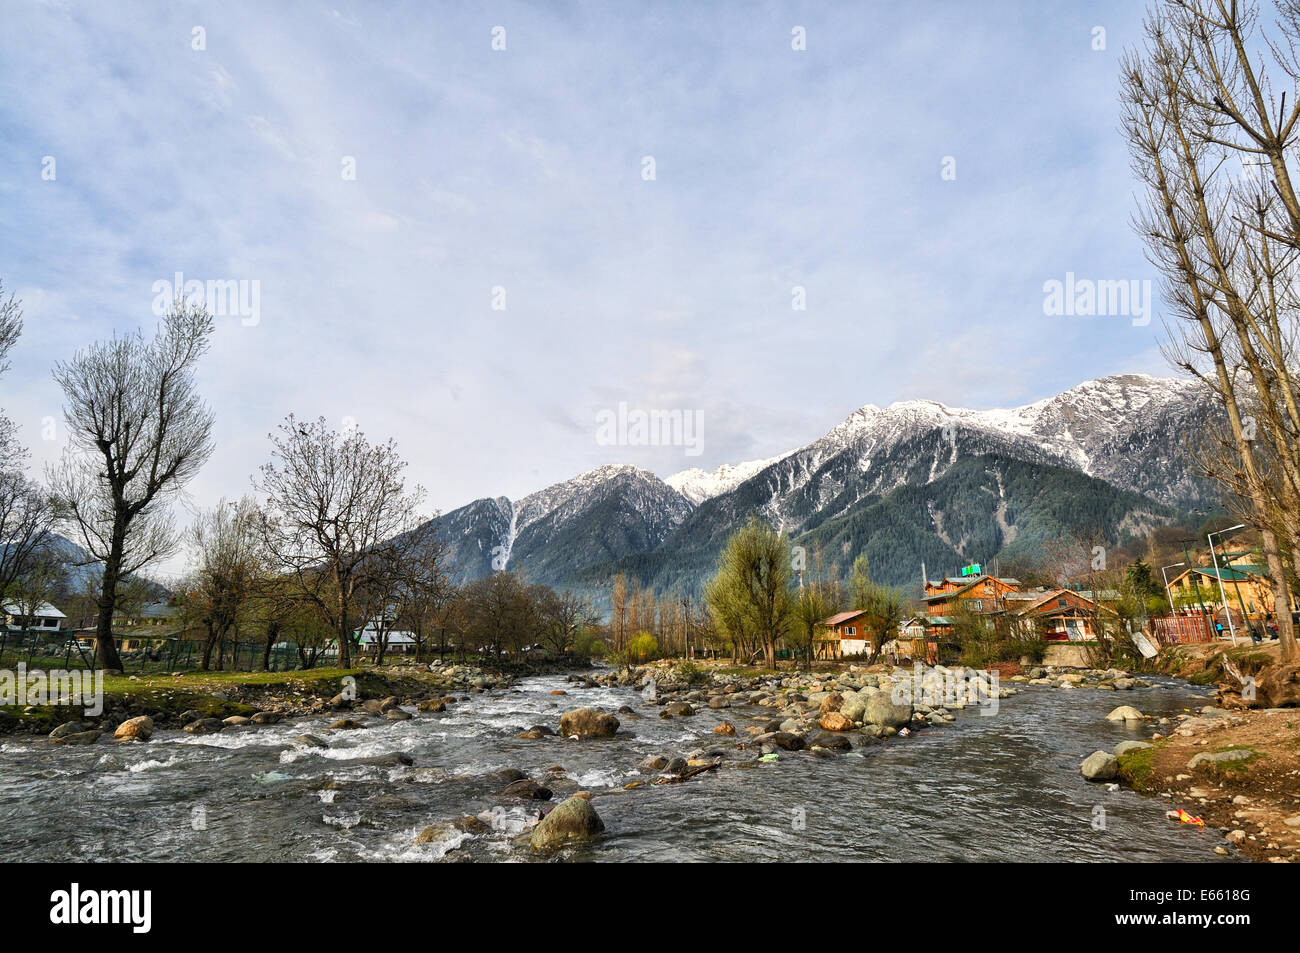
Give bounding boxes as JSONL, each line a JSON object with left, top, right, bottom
{"left": 430, "top": 373, "right": 1216, "bottom": 597}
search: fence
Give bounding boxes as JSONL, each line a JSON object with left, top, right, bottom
{"left": 1152, "top": 615, "right": 1218, "bottom": 645}
{"left": 0, "top": 631, "right": 307, "bottom": 674}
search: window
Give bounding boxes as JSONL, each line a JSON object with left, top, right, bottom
{"left": 969, "top": 599, "right": 983, "bottom": 611}
{"left": 845, "top": 626, "right": 856, "bottom": 636}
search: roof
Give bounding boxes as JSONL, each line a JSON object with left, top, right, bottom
{"left": 3, "top": 601, "right": 65, "bottom": 619}
{"left": 822, "top": 610, "right": 868, "bottom": 627}
{"left": 1173, "top": 566, "right": 1267, "bottom": 584}
{"left": 140, "top": 602, "right": 179, "bottom": 619}
{"left": 923, "top": 574, "right": 1021, "bottom": 601}
{"left": 357, "top": 629, "right": 415, "bottom": 645}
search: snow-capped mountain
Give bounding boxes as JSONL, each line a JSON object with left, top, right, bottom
{"left": 434, "top": 464, "right": 691, "bottom": 583}
{"left": 429, "top": 373, "right": 1213, "bottom": 591}
{"left": 665, "top": 452, "right": 795, "bottom": 505}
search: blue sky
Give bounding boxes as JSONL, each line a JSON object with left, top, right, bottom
{"left": 1, "top": 0, "right": 1165, "bottom": 547}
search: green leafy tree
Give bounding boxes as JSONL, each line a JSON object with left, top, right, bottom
{"left": 704, "top": 517, "right": 793, "bottom": 670}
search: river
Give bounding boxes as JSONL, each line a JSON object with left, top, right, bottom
{"left": 0, "top": 672, "right": 1242, "bottom": 862}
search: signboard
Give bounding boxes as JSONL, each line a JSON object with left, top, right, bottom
{"left": 960, "top": 563, "right": 982, "bottom": 577}
{"left": 1132, "top": 630, "right": 1159, "bottom": 659}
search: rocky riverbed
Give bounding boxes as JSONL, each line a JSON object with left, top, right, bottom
{"left": 0, "top": 659, "right": 1252, "bottom": 862}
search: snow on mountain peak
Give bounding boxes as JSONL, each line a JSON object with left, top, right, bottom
{"left": 665, "top": 451, "right": 795, "bottom": 505}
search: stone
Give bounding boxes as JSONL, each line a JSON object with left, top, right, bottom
{"left": 385, "top": 708, "right": 412, "bottom": 720}
{"left": 113, "top": 716, "right": 153, "bottom": 742}
{"left": 808, "top": 731, "right": 852, "bottom": 751}
{"left": 661, "top": 701, "right": 695, "bottom": 718}
{"left": 862, "top": 689, "right": 912, "bottom": 729}
{"left": 769, "top": 732, "right": 805, "bottom": 751}
{"left": 250, "top": 711, "right": 279, "bottom": 724}
{"left": 184, "top": 718, "right": 224, "bottom": 734}
{"left": 499, "top": 779, "right": 554, "bottom": 801}
{"left": 326, "top": 718, "right": 367, "bottom": 730}
{"left": 1106, "top": 706, "right": 1144, "bottom": 722}
{"left": 1187, "top": 749, "right": 1253, "bottom": 770}
{"left": 819, "top": 711, "right": 853, "bottom": 732}
{"left": 713, "top": 721, "right": 736, "bottom": 735}
{"left": 1113, "top": 740, "right": 1154, "bottom": 756}
{"left": 640, "top": 755, "right": 669, "bottom": 772}
{"left": 222, "top": 715, "right": 252, "bottom": 727}
{"left": 530, "top": 796, "right": 605, "bottom": 851}
{"left": 559, "top": 708, "right": 620, "bottom": 738}
{"left": 53, "top": 729, "right": 101, "bottom": 746}
{"left": 1081, "top": 750, "right": 1119, "bottom": 781}
{"left": 840, "top": 694, "right": 869, "bottom": 724}
{"left": 294, "top": 734, "right": 328, "bottom": 748}
{"left": 48, "top": 721, "right": 85, "bottom": 740}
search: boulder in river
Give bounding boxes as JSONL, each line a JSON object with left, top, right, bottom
{"left": 559, "top": 707, "right": 620, "bottom": 738}
{"left": 113, "top": 716, "right": 153, "bottom": 742}
{"left": 184, "top": 718, "right": 225, "bottom": 734}
{"left": 326, "top": 718, "right": 367, "bottom": 730}
{"left": 713, "top": 721, "right": 736, "bottom": 735}
{"left": 56, "top": 730, "right": 102, "bottom": 746}
{"left": 500, "top": 779, "right": 554, "bottom": 800}
{"left": 819, "top": 711, "right": 853, "bottom": 732}
{"left": 1106, "top": 706, "right": 1144, "bottom": 722}
{"left": 864, "top": 690, "right": 913, "bottom": 729}
{"left": 1081, "top": 750, "right": 1119, "bottom": 781}
{"left": 809, "top": 731, "right": 852, "bottom": 752}
{"left": 417, "top": 698, "right": 445, "bottom": 712}
{"left": 660, "top": 701, "right": 695, "bottom": 718}
{"left": 530, "top": 796, "right": 605, "bottom": 851}
{"left": 48, "top": 721, "right": 84, "bottom": 740}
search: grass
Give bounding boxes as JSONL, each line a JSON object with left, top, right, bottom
{"left": 1117, "top": 746, "right": 1159, "bottom": 791}
{"left": 0, "top": 666, "right": 394, "bottom": 731}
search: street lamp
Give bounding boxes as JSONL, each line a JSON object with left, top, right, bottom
{"left": 1208, "top": 524, "right": 1247, "bottom": 645}
{"left": 1160, "top": 562, "right": 1185, "bottom": 616}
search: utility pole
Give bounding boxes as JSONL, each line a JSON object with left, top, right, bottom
{"left": 1161, "top": 562, "right": 1185, "bottom": 616}
{"left": 1208, "top": 525, "right": 1246, "bottom": 646}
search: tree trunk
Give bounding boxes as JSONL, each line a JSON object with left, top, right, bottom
{"left": 94, "top": 528, "right": 126, "bottom": 672}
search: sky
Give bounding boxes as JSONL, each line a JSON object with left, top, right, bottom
{"left": 0, "top": 0, "right": 1171, "bottom": 576}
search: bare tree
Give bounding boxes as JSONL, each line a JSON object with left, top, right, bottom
{"left": 47, "top": 300, "right": 215, "bottom": 670}
{"left": 255, "top": 415, "right": 427, "bottom": 669}
{"left": 1122, "top": 0, "right": 1300, "bottom": 661}
{"left": 534, "top": 587, "right": 598, "bottom": 657}
{"left": 184, "top": 497, "right": 265, "bottom": 670}
{"left": 0, "top": 280, "right": 25, "bottom": 471}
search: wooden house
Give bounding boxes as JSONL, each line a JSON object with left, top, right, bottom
{"left": 814, "top": 610, "right": 871, "bottom": 659}
{"left": 921, "top": 575, "right": 1022, "bottom": 636}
